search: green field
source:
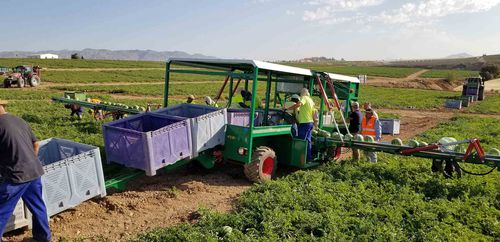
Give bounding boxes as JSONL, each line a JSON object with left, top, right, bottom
{"left": 420, "top": 69, "right": 479, "bottom": 79}
{"left": 0, "top": 58, "right": 164, "bottom": 69}
{"left": 288, "top": 63, "right": 422, "bottom": 78}
{"left": 360, "top": 86, "right": 457, "bottom": 109}
{"left": 467, "top": 94, "right": 500, "bottom": 114}
{"left": 49, "top": 84, "right": 459, "bottom": 110}
{"left": 132, "top": 116, "right": 500, "bottom": 241}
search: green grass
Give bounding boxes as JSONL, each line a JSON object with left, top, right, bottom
{"left": 359, "top": 86, "right": 457, "bottom": 109}
{"left": 417, "top": 115, "right": 500, "bottom": 151}
{"left": 43, "top": 70, "right": 228, "bottom": 83}
{"left": 131, "top": 156, "right": 500, "bottom": 241}
{"left": 420, "top": 70, "right": 479, "bottom": 79}
{"left": 0, "top": 58, "right": 164, "bottom": 69}
{"left": 130, "top": 115, "right": 499, "bottom": 241}
{"left": 50, "top": 83, "right": 459, "bottom": 110}
{"left": 467, "top": 94, "right": 500, "bottom": 114}
{"left": 287, "top": 63, "right": 422, "bottom": 78}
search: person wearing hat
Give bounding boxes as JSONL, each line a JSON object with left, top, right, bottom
{"left": 283, "top": 88, "right": 316, "bottom": 161}
{"left": 361, "top": 108, "right": 382, "bottom": 162}
{"left": 204, "top": 96, "right": 218, "bottom": 107}
{"left": 349, "top": 101, "right": 362, "bottom": 162}
{"left": 0, "top": 100, "right": 52, "bottom": 242}
{"left": 186, "top": 95, "right": 196, "bottom": 104}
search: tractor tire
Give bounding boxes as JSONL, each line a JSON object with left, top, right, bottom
{"left": 478, "top": 86, "right": 485, "bottom": 101}
{"left": 461, "top": 85, "right": 467, "bottom": 96}
{"left": 244, "top": 146, "right": 277, "bottom": 182}
{"left": 3, "top": 79, "right": 11, "bottom": 88}
{"left": 17, "top": 78, "right": 25, "bottom": 88}
{"left": 29, "top": 75, "right": 41, "bottom": 87}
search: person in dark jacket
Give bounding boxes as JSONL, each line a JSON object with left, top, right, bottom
{"left": 349, "top": 102, "right": 362, "bottom": 161}
{"left": 0, "top": 100, "right": 51, "bottom": 242}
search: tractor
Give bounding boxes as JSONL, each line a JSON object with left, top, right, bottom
{"left": 461, "top": 76, "right": 485, "bottom": 101}
{"left": 3, "top": 65, "right": 42, "bottom": 88}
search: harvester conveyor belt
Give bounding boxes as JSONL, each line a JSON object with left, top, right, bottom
{"left": 318, "top": 137, "right": 500, "bottom": 166}
{"left": 51, "top": 97, "right": 142, "bottom": 114}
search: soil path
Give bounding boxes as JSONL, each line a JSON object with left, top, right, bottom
{"left": 484, "top": 78, "right": 500, "bottom": 91}
{"left": 405, "top": 69, "right": 430, "bottom": 80}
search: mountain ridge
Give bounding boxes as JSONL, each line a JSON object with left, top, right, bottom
{"left": 0, "top": 48, "right": 214, "bottom": 61}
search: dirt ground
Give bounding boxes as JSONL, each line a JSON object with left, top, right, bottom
{"left": 4, "top": 166, "right": 251, "bottom": 242}
{"left": 2, "top": 106, "right": 462, "bottom": 242}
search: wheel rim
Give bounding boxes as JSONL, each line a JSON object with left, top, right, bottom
{"left": 262, "top": 157, "right": 275, "bottom": 177}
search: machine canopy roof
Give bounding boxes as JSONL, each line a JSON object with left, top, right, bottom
{"left": 167, "top": 58, "right": 359, "bottom": 83}
{"left": 167, "top": 58, "right": 312, "bottom": 77}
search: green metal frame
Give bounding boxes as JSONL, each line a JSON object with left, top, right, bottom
{"left": 163, "top": 60, "right": 350, "bottom": 168}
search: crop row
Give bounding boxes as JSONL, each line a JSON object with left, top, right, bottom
{"left": 0, "top": 58, "right": 164, "bottom": 69}
{"left": 132, "top": 115, "right": 500, "bottom": 241}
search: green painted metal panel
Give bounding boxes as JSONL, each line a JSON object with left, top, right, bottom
{"left": 164, "top": 63, "right": 170, "bottom": 107}
{"left": 224, "top": 125, "right": 251, "bottom": 163}
{"left": 252, "top": 125, "right": 292, "bottom": 138}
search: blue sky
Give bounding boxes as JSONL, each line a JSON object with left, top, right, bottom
{"left": 2, "top": 0, "right": 500, "bottom": 60}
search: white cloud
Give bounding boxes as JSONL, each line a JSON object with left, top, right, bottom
{"left": 286, "top": 10, "right": 296, "bottom": 15}
{"left": 378, "top": 0, "right": 500, "bottom": 24}
{"left": 302, "top": 0, "right": 500, "bottom": 24}
{"left": 303, "top": 0, "right": 384, "bottom": 21}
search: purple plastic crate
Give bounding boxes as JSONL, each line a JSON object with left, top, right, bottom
{"left": 227, "top": 108, "right": 264, "bottom": 127}
{"left": 103, "top": 113, "right": 192, "bottom": 176}
{"left": 155, "top": 104, "right": 227, "bottom": 156}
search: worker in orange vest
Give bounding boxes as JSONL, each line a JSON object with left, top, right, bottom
{"left": 361, "top": 108, "right": 382, "bottom": 162}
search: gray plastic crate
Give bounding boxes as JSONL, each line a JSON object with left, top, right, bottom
{"left": 445, "top": 99, "right": 462, "bottom": 109}
{"left": 379, "top": 118, "right": 400, "bottom": 135}
{"left": 2, "top": 191, "right": 32, "bottom": 233}
{"left": 155, "top": 104, "right": 227, "bottom": 157}
{"left": 38, "top": 138, "right": 106, "bottom": 216}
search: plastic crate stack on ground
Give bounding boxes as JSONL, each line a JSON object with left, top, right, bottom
{"left": 153, "top": 104, "right": 227, "bottom": 157}
{"left": 38, "top": 138, "right": 106, "bottom": 216}
{"left": 103, "top": 112, "right": 192, "bottom": 176}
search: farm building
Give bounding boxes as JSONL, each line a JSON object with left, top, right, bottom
{"left": 28, "top": 53, "right": 59, "bottom": 59}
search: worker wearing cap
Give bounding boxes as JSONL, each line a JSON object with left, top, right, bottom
{"left": 363, "top": 102, "right": 378, "bottom": 119}
{"left": 0, "top": 100, "right": 52, "bottom": 242}
{"left": 284, "top": 88, "right": 316, "bottom": 161}
{"left": 186, "top": 95, "right": 196, "bottom": 104}
{"left": 204, "top": 96, "right": 218, "bottom": 108}
{"left": 361, "top": 108, "right": 382, "bottom": 162}
{"left": 349, "top": 102, "right": 362, "bottom": 161}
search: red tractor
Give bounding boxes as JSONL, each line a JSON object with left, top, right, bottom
{"left": 3, "top": 65, "right": 42, "bottom": 88}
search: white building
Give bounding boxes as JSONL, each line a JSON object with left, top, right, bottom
{"left": 28, "top": 53, "right": 59, "bottom": 59}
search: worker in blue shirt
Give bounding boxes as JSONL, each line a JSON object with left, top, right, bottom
{"left": 0, "top": 100, "right": 51, "bottom": 242}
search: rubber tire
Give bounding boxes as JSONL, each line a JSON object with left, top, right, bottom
{"left": 244, "top": 146, "right": 277, "bottom": 182}
{"left": 478, "top": 86, "right": 485, "bottom": 101}
{"left": 3, "top": 79, "right": 11, "bottom": 88}
{"left": 29, "top": 75, "right": 41, "bottom": 87}
{"left": 17, "top": 78, "right": 25, "bottom": 88}
{"left": 461, "top": 85, "right": 467, "bottom": 96}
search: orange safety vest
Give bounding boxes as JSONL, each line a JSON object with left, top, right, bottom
{"left": 361, "top": 116, "right": 377, "bottom": 136}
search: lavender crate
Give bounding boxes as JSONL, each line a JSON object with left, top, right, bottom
{"left": 38, "top": 138, "right": 106, "bottom": 216}
{"left": 103, "top": 113, "right": 192, "bottom": 176}
{"left": 154, "top": 104, "right": 227, "bottom": 156}
{"left": 227, "top": 108, "right": 263, "bottom": 127}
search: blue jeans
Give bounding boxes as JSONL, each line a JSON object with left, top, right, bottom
{"left": 0, "top": 178, "right": 51, "bottom": 242}
{"left": 298, "top": 122, "right": 314, "bottom": 161}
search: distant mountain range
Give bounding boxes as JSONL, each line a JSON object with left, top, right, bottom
{"left": 445, "top": 53, "right": 473, "bottom": 59}
{"left": 0, "top": 48, "right": 214, "bottom": 61}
